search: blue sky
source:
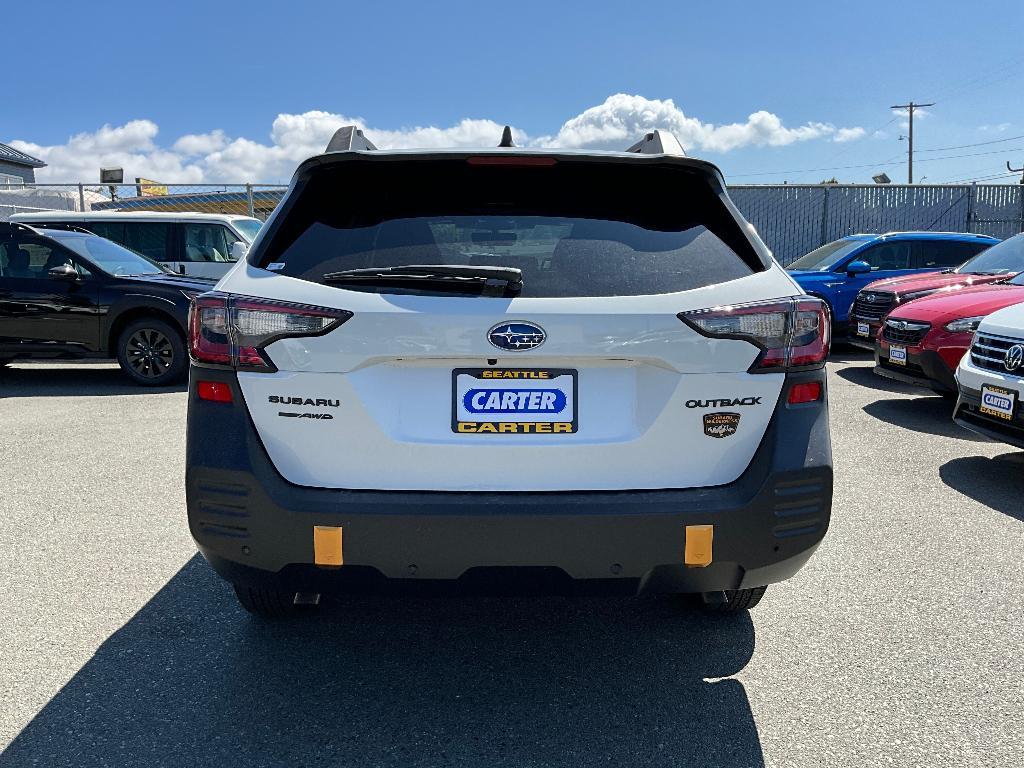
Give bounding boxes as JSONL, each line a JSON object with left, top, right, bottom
{"left": 5, "top": 0, "right": 1024, "bottom": 184}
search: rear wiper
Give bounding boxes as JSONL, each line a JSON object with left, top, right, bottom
{"left": 322, "top": 264, "right": 523, "bottom": 297}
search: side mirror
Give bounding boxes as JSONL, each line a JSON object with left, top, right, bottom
{"left": 846, "top": 260, "right": 871, "bottom": 277}
{"left": 229, "top": 241, "right": 248, "bottom": 261}
{"left": 48, "top": 264, "right": 80, "bottom": 281}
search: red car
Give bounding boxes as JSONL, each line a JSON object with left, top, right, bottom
{"left": 875, "top": 282, "right": 1024, "bottom": 394}
{"left": 849, "top": 233, "right": 1024, "bottom": 349}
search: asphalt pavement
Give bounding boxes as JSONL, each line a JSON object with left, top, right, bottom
{"left": 1, "top": 353, "right": 1022, "bottom": 767}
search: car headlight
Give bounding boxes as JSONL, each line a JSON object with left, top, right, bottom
{"left": 944, "top": 316, "right": 985, "bottom": 333}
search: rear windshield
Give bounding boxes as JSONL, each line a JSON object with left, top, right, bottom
{"left": 256, "top": 159, "right": 761, "bottom": 298}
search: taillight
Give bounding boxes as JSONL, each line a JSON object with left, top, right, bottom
{"left": 188, "top": 292, "right": 352, "bottom": 371}
{"left": 678, "top": 297, "right": 830, "bottom": 372}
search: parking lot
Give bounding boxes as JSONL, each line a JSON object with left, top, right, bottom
{"left": 1, "top": 352, "right": 1022, "bottom": 768}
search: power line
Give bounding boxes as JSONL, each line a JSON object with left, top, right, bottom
{"left": 940, "top": 171, "right": 1019, "bottom": 184}
{"left": 916, "top": 133, "right": 1024, "bottom": 153}
{"left": 930, "top": 53, "right": 1024, "bottom": 105}
{"left": 729, "top": 145, "right": 1024, "bottom": 182}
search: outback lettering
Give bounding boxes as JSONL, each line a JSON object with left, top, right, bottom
{"left": 686, "top": 397, "right": 762, "bottom": 408}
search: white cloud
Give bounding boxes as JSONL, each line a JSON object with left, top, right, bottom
{"left": 892, "top": 107, "right": 931, "bottom": 131}
{"left": 11, "top": 94, "right": 865, "bottom": 183}
{"left": 833, "top": 127, "right": 866, "bottom": 143}
{"left": 978, "top": 122, "right": 1010, "bottom": 133}
{"left": 173, "top": 129, "right": 228, "bottom": 155}
{"left": 535, "top": 94, "right": 860, "bottom": 152}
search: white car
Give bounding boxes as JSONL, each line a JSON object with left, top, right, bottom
{"left": 955, "top": 301, "right": 1024, "bottom": 448}
{"left": 185, "top": 126, "right": 833, "bottom": 617}
{"left": 10, "top": 211, "right": 262, "bottom": 279}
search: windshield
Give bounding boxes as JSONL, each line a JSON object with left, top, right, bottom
{"left": 233, "top": 218, "right": 262, "bottom": 242}
{"left": 259, "top": 160, "right": 761, "bottom": 298}
{"left": 50, "top": 232, "right": 166, "bottom": 276}
{"left": 957, "top": 233, "right": 1024, "bottom": 275}
{"left": 787, "top": 239, "right": 864, "bottom": 271}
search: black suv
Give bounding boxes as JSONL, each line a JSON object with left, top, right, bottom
{"left": 0, "top": 222, "right": 215, "bottom": 385}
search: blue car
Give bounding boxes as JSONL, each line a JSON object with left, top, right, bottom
{"left": 787, "top": 232, "right": 998, "bottom": 333}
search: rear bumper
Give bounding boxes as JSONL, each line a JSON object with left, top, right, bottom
{"left": 186, "top": 367, "right": 833, "bottom": 596}
{"left": 874, "top": 346, "right": 957, "bottom": 393}
{"left": 954, "top": 385, "right": 1024, "bottom": 450}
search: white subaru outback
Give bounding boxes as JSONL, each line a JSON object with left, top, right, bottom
{"left": 954, "top": 301, "right": 1024, "bottom": 448}
{"left": 185, "top": 126, "right": 833, "bottom": 617}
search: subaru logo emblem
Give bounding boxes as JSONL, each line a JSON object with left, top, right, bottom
{"left": 866, "top": 295, "right": 876, "bottom": 303}
{"left": 487, "top": 322, "right": 546, "bottom": 351}
{"left": 1005, "top": 344, "right": 1024, "bottom": 372}
{"left": 896, "top": 321, "right": 908, "bottom": 331}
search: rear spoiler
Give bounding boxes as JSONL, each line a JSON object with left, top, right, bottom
{"left": 324, "top": 124, "right": 686, "bottom": 156}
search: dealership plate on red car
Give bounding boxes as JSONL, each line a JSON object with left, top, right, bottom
{"left": 889, "top": 346, "right": 907, "bottom": 365}
{"left": 980, "top": 384, "right": 1016, "bottom": 421}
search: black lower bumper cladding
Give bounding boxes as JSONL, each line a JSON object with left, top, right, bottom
{"left": 186, "top": 367, "right": 833, "bottom": 596}
{"left": 874, "top": 348, "right": 957, "bottom": 393}
{"left": 954, "top": 386, "right": 1024, "bottom": 449}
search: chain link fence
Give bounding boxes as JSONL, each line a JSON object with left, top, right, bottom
{"left": 732, "top": 184, "right": 1024, "bottom": 265}
{"left": 3, "top": 181, "right": 1022, "bottom": 266}
{"left": 0, "top": 183, "right": 288, "bottom": 222}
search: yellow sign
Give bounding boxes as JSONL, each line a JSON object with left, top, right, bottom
{"left": 135, "top": 177, "right": 168, "bottom": 197}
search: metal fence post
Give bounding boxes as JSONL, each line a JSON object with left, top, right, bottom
{"left": 819, "top": 185, "right": 830, "bottom": 248}
{"left": 965, "top": 184, "right": 976, "bottom": 233}
{"left": 246, "top": 184, "right": 255, "bottom": 218}
{"left": 78, "top": 183, "right": 85, "bottom": 212}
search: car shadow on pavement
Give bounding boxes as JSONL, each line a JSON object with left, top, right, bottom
{"left": 828, "top": 344, "right": 874, "bottom": 363}
{"left": 0, "top": 363, "right": 185, "bottom": 398}
{"left": 939, "top": 452, "right": 1024, "bottom": 522}
{"left": 861, "top": 396, "right": 988, "bottom": 441}
{"left": 1, "top": 556, "right": 764, "bottom": 768}
{"left": 833, "top": 363, "right": 925, "bottom": 395}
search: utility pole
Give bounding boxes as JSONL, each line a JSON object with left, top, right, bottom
{"left": 891, "top": 101, "right": 934, "bottom": 183}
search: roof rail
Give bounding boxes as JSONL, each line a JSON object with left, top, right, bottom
{"left": 625, "top": 130, "right": 686, "bottom": 156}
{"left": 324, "top": 126, "right": 378, "bottom": 153}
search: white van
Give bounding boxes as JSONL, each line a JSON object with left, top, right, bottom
{"left": 9, "top": 211, "right": 262, "bottom": 278}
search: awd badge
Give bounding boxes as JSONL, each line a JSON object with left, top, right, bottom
{"left": 704, "top": 412, "right": 740, "bottom": 439}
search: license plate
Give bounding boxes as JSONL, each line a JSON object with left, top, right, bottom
{"left": 980, "top": 384, "right": 1017, "bottom": 421}
{"left": 856, "top": 322, "right": 871, "bottom": 337}
{"left": 889, "top": 345, "right": 907, "bottom": 365}
{"left": 452, "top": 368, "right": 577, "bottom": 434}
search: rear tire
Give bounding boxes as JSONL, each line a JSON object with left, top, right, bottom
{"left": 232, "top": 584, "right": 304, "bottom": 618}
{"left": 701, "top": 586, "right": 767, "bottom": 613}
{"left": 116, "top": 318, "right": 186, "bottom": 386}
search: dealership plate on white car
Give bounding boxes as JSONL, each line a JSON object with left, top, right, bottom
{"left": 889, "top": 345, "right": 907, "bottom": 365}
{"left": 856, "top": 322, "right": 870, "bottom": 337}
{"left": 452, "top": 368, "right": 578, "bottom": 434}
{"left": 979, "top": 384, "right": 1017, "bottom": 421}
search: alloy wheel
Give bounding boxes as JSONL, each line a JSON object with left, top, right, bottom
{"left": 126, "top": 328, "right": 174, "bottom": 379}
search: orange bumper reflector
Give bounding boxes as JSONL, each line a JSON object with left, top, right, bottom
{"left": 313, "top": 526, "right": 343, "bottom": 566}
{"left": 685, "top": 525, "right": 713, "bottom": 567}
